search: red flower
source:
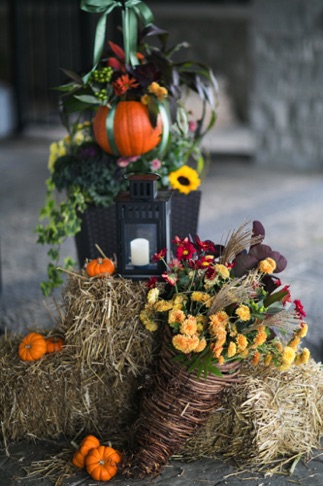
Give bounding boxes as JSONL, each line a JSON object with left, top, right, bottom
{"left": 294, "top": 299, "right": 306, "bottom": 318}
{"left": 146, "top": 277, "right": 158, "bottom": 289}
{"left": 152, "top": 248, "right": 167, "bottom": 262}
{"left": 195, "top": 235, "right": 215, "bottom": 254}
{"left": 281, "top": 285, "right": 291, "bottom": 305}
{"left": 112, "top": 74, "right": 139, "bottom": 96}
{"left": 196, "top": 255, "right": 215, "bottom": 269}
{"left": 176, "top": 242, "right": 196, "bottom": 260}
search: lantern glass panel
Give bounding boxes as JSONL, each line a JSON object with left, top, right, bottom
{"left": 124, "top": 222, "right": 158, "bottom": 270}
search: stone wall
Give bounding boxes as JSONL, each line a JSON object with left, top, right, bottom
{"left": 250, "top": 0, "right": 323, "bottom": 169}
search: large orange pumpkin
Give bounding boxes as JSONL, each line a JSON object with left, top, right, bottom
{"left": 93, "top": 101, "right": 163, "bottom": 157}
{"left": 85, "top": 445, "right": 122, "bottom": 481}
{"left": 18, "top": 332, "right": 47, "bottom": 361}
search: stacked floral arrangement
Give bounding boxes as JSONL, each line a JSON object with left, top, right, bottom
{"left": 36, "top": 0, "right": 217, "bottom": 295}
{"left": 122, "top": 221, "right": 310, "bottom": 478}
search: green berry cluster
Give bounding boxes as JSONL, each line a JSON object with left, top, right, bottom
{"left": 95, "top": 88, "right": 108, "bottom": 102}
{"left": 91, "top": 66, "right": 113, "bottom": 84}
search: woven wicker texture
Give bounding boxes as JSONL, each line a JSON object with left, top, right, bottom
{"left": 123, "top": 325, "right": 240, "bottom": 479}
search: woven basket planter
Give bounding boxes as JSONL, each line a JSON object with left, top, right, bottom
{"left": 122, "top": 326, "right": 240, "bottom": 479}
{"left": 74, "top": 190, "right": 201, "bottom": 266}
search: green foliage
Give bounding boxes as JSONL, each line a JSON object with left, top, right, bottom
{"left": 35, "top": 140, "right": 127, "bottom": 296}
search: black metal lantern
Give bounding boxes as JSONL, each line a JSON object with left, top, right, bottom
{"left": 116, "top": 173, "right": 172, "bottom": 279}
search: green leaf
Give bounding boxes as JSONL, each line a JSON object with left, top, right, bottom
{"left": 60, "top": 68, "right": 84, "bottom": 85}
{"left": 264, "top": 289, "right": 289, "bottom": 308}
{"left": 147, "top": 95, "right": 159, "bottom": 128}
{"left": 74, "top": 94, "right": 100, "bottom": 105}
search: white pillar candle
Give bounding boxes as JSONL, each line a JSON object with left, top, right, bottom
{"left": 130, "top": 238, "right": 150, "bottom": 266}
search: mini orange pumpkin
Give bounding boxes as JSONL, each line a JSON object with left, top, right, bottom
{"left": 85, "top": 445, "right": 122, "bottom": 482}
{"left": 72, "top": 435, "right": 101, "bottom": 469}
{"left": 86, "top": 257, "right": 115, "bottom": 278}
{"left": 46, "top": 337, "right": 65, "bottom": 353}
{"left": 18, "top": 332, "right": 47, "bottom": 361}
{"left": 93, "top": 101, "right": 163, "bottom": 157}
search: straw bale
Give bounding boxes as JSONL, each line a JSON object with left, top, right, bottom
{"left": 0, "top": 274, "right": 156, "bottom": 447}
{"left": 179, "top": 360, "right": 323, "bottom": 470}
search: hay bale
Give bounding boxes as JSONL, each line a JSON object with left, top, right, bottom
{"left": 179, "top": 360, "right": 323, "bottom": 470}
{"left": 0, "top": 274, "right": 156, "bottom": 447}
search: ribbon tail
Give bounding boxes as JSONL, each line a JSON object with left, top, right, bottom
{"left": 123, "top": 8, "right": 139, "bottom": 67}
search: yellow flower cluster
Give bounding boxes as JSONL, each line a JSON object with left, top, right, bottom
{"left": 48, "top": 138, "right": 68, "bottom": 172}
{"left": 258, "top": 257, "right": 277, "bottom": 274}
{"left": 148, "top": 82, "right": 168, "bottom": 100}
{"left": 47, "top": 122, "right": 92, "bottom": 172}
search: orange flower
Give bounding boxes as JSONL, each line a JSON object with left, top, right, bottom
{"left": 180, "top": 315, "right": 198, "bottom": 336}
{"left": 195, "top": 337, "right": 207, "bottom": 353}
{"left": 252, "top": 325, "right": 267, "bottom": 347}
{"left": 227, "top": 341, "right": 237, "bottom": 358}
{"left": 296, "top": 322, "right": 308, "bottom": 338}
{"left": 113, "top": 74, "right": 139, "bottom": 96}
{"left": 252, "top": 350, "right": 261, "bottom": 366}
{"left": 258, "top": 257, "right": 277, "bottom": 274}
{"left": 236, "top": 333, "right": 248, "bottom": 351}
{"left": 288, "top": 336, "right": 300, "bottom": 350}
{"left": 172, "top": 334, "right": 199, "bottom": 354}
{"left": 209, "top": 311, "right": 229, "bottom": 331}
{"left": 168, "top": 308, "right": 185, "bottom": 325}
{"left": 235, "top": 304, "right": 250, "bottom": 321}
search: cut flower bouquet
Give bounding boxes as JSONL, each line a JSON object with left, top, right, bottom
{"left": 140, "top": 221, "right": 310, "bottom": 377}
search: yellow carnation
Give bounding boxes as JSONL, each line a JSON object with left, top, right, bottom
{"left": 147, "top": 287, "right": 159, "bottom": 304}
{"left": 139, "top": 310, "right": 158, "bottom": 332}
{"left": 288, "top": 336, "right": 300, "bottom": 350}
{"left": 258, "top": 257, "right": 277, "bottom": 274}
{"left": 191, "top": 291, "right": 211, "bottom": 306}
{"left": 172, "top": 293, "right": 187, "bottom": 309}
{"left": 235, "top": 304, "right": 251, "bottom": 321}
{"left": 214, "top": 263, "right": 230, "bottom": 279}
{"left": 297, "top": 322, "right": 308, "bottom": 338}
{"left": 295, "top": 348, "right": 310, "bottom": 365}
{"left": 281, "top": 346, "right": 296, "bottom": 365}
{"left": 227, "top": 341, "right": 237, "bottom": 358}
{"left": 154, "top": 300, "right": 173, "bottom": 312}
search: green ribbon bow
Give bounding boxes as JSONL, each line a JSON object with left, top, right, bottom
{"left": 80, "top": 0, "right": 154, "bottom": 82}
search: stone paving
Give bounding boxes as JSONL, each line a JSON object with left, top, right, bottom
{"left": 1, "top": 136, "right": 323, "bottom": 485}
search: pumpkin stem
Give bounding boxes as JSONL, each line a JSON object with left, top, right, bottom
{"left": 98, "top": 258, "right": 103, "bottom": 264}
{"left": 95, "top": 244, "right": 108, "bottom": 259}
{"left": 98, "top": 459, "right": 105, "bottom": 465}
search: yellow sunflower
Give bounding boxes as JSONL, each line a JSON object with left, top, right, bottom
{"left": 168, "top": 165, "right": 201, "bottom": 195}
